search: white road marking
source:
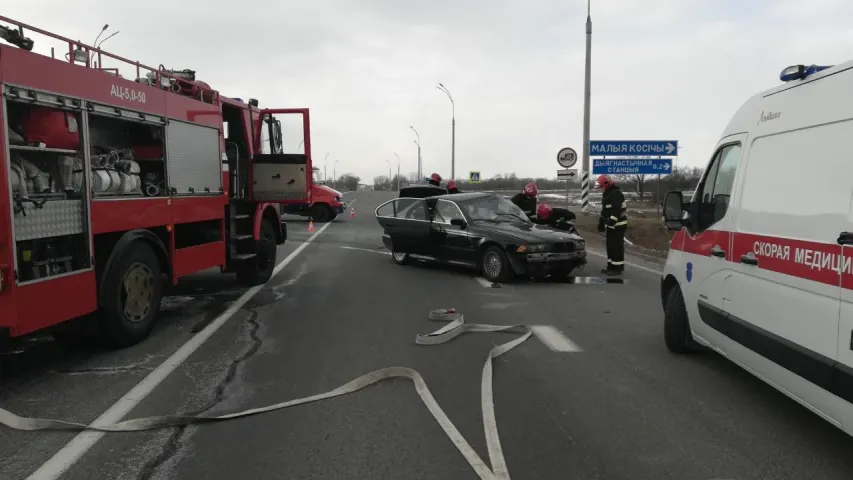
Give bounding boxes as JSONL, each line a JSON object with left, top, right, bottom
{"left": 530, "top": 325, "right": 583, "bottom": 352}
{"left": 338, "top": 245, "right": 390, "bottom": 256}
{"left": 26, "top": 221, "right": 335, "bottom": 480}
{"left": 586, "top": 249, "right": 663, "bottom": 275}
{"left": 474, "top": 277, "right": 494, "bottom": 288}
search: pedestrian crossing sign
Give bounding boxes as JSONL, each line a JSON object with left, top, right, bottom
{"left": 469, "top": 171, "right": 481, "bottom": 183}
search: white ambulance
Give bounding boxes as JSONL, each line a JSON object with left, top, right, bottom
{"left": 661, "top": 63, "right": 853, "bottom": 436}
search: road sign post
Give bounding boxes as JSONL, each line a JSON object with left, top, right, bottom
{"left": 557, "top": 168, "right": 577, "bottom": 210}
{"left": 557, "top": 148, "right": 578, "bottom": 212}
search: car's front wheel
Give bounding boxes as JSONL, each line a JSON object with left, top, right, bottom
{"left": 481, "top": 245, "right": 511, "bottom": 282}
{"left": 392, "top": 251, "right": 411, "bottom": 265}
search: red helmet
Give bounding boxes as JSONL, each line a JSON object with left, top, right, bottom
{"left": 430, "top": 173, "right": 442, "bottom": 183}
{"left": 537, "top": 204, "right": 553, "bottom": 219}
{"left": 596, "top": 175, "right": 614, "bottom": 189}
{"left": 447, "top": 180, "right": 457, "bottom": 190}
{"left": 523, "top": 182, "right": 538, "bottom": 197}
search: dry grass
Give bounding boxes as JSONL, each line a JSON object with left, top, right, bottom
{"left": 573, "top": 210, "right": 673, "bottom": 254}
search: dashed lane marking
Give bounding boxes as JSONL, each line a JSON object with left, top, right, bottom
{"left": 530, "top": 326, "right": 583, "bottom": 352}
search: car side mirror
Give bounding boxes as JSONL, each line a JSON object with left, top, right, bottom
{"left": 450, "top": 218, "right": 467, "bottom": 229}
{"left": 663, "top": 191, "right": 687, "bottom": 231}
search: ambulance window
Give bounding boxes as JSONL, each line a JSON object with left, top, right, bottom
{"left": 697, "top": 143, "right": 742, "bottom": 230}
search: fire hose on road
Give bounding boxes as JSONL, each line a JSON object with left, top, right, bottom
{"left": 0, "top": 310, "right": 533, "bottom": 480}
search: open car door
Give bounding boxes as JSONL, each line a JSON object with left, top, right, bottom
{"left": 375, "top": 198, "right": 433, "bottom": 255}
{"left": 252, "top": 108, "right": 312, "bottom": 204}
{"left": 399, "top": 184, "right": 447, "bottom": 199}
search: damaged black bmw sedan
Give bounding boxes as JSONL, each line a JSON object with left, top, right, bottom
{"left": 375, "top": 192, "right": 587, "bottom": 281}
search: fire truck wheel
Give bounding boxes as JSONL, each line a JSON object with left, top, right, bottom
{"left": 311, "top": 204, "right": 333, "bottom": 223}
{"left": 99, "top": 242, "right": 163, "bottom": 348}
{"left": 663, "top": 285, "right": 704, "bottom": 354}
{"left": 236, "top": 219, "right": 276, "bottom": 286}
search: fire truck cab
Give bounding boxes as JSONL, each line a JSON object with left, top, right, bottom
{"left": 0, "top": 18, "right": 312, "bottom": 348}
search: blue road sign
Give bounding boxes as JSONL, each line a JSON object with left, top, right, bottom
{"left": 593, "top": 158, "right": 673, "bottom": 175}
{"left": 590, "top": 140, "right": 678, "bottom": 156}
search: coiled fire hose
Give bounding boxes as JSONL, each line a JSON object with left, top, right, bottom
{"left": 0, "top": 310, "right": 533, "bottom": 480}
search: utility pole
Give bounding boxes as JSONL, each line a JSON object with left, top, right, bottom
{"left": 324, "top": 152, "right": 330, "bottom": 182}
{"left": 581, "top": 0, "right": 593, "bottom": 213}
{"left": 394, "top": 153, "right": 402, "bottom": 191}
{"left": 437, "top": 83, "right": 455, "bottom": 180}
{"left": 410, "top": 126, "right": 421, "bottom": 180}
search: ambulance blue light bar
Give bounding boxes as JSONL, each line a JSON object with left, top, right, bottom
{"left": 780, "top": 64, "right": 834, "bottom": 82}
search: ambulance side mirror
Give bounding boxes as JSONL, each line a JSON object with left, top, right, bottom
{"left": 663, "top": 191, "right": 687, "bottom": 231}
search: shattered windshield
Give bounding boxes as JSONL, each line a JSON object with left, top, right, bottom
{"left": 456, "top": 195, "right": 531, "bottom": 223}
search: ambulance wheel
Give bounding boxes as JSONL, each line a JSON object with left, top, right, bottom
{"left": 311, "top": 204, "right": 333, "bottom": 223}
{"left": 663, "top": 285, "right": 703, "bottom": 354}
{"left": 99, "top": 242, "right": 163, "bottom": 349}
{"left": 237, "top": 219, "right": 277, "bottom": 286}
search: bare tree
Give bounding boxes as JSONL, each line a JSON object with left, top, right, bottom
{"left": 615, "top": 174, "right": 649, "bottom": 201}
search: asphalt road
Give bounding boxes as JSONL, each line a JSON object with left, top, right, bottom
{"left": 2, "top": 190, "right": 853, "bottom": 480}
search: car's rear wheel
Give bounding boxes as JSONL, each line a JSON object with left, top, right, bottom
{"left": 481, "top": 245, "right": 510, "bottom": 282}
{"left": 664, "top": 285, "right": 704, "bottom": 354}
{"left": 392, "top": 251, "right": 411, "bottom": 265}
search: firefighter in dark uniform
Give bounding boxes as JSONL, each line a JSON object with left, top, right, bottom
{"left": 596, "top": 175, "right": 628, "bottom": 275}
{"left": 534, "top": 204, "right": 577, "bottom": 231}
{"left": 446, "top": 180, "right": 461, "bottom": 194}
{"left": 428, "top": 173, "right": 442, "bottom": 187}
{"left": 510, "top": 182, "right": 538, "bottom": 219}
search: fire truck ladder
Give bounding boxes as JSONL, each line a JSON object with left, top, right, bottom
{"left": 227, "top": 204, "right": 259, "bottom": 263}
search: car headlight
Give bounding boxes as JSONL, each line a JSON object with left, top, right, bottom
{"left": 526, "top": 244, "right": 549, "bottom": 253}
{"left": 576, "top": 239, "right": 585, "bottom": 249}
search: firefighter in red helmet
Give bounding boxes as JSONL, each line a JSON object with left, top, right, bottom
{"left": 511, "top": 182, "right": 539, "bottom": 219}
{"left": 534, "top": 204, "right": 577, "bottom": 231}
{"left": 446, "top": 180, "right": 461, "bottom": 194}
{"left": 428, "top": 173, "right": 442, "bottom": 187}
{"left": 596, "top": 174, "right": 628, "bottom": 275}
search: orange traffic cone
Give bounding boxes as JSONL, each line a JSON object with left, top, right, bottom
{"left": 350, "top": 207, "right": 356, "bottom": 218}
{"left": 308, "top": 220, "right": 315, "bottom": 233}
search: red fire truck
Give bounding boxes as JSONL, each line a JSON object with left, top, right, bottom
{"left": 0, "top": 18, "right": 314, "bottom": 348}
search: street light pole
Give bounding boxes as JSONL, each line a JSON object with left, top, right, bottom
{"left": 334, "top": 159, "right": 339, "bottom": 188}
{"left": 581, "top": 0, "right": 593, "bottom": 213}
{"left": 324, "top": 152, "right": 330, "bottom": 182}
{"left": 436, "top": 83, "right": 455, "bottom": 180}
{"left": 393, "top": 153, "right": 402, "bottom": 191}
{"left": 409, "top": 125, "right": 421, "bottom": 180}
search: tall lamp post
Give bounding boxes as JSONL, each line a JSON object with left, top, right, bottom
{"left": 409, "top": 125, "right": 421, "bottom": 180}
{"left": 333, "top": 159, "right": 339, "bottom": 189}
{"left": 581, "top": 0, "right": 593, "bottom": 213}
{"left": 436, "top": 83, "right": 455, "bottom": 180}
{"left": 323, "top": 152, "right": 330, "bottom": 182}
{"left": 393, "top": 153, "right": 402, "bottom": 191}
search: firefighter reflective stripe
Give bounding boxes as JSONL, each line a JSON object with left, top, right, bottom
{"left": 609, "top": 260, "right": 625, "bottom": 265}
{"left": 604, "top": 204, "right": 611, "bottom": 208}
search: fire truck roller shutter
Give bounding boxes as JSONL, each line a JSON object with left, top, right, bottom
{"left": 165, "top": 120, "right": 222, "bottom": 195}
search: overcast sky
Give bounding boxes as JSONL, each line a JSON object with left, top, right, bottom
{"left": 5, "top": 1, "right": 853, "bottom": 183}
